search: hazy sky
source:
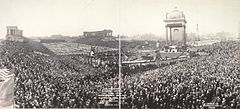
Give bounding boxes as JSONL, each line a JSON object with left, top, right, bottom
{"left": 0, "top": 0, "right": 239, "bottom": 38}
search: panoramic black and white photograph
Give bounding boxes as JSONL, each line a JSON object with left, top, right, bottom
{"left": 0, "top": 0, "right": 240, "bottom": 109}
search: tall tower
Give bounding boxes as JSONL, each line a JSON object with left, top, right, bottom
{"left": 164, "top": 7, "right": 187, "bottom": 47}
{"left": 196, "top": 24, "right": 200, "bottom": 41}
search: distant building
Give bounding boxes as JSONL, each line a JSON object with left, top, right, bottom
{"left": 40, "top": 39, "right": 66, "bottom": 43}
{"left": 238, "top": 22, "right": 240, "bottom": 39}
{"left": 6, "top": 26, "right": 25, "bottom": 42}
{"left": 188, "top": 32, "right": 197, "bottom": 41}
{"left": 6, "top": 26, "right": 23, "bottom": 36}
{"left": 164, "top": 7, "right": 187, "bottom": 47}
{"left": 50, "top": 34, "right": 70, "bottom": 39}
{"left": 83, "top": 29, "right": 112, "bottom": 37}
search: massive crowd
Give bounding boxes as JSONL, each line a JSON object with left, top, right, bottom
{"left": 120, "top": 41, "right": 240, "bottom": 108}
{"left": 0, "top": 41, "right": 118, "bottom": 108}
{"left": 0, "top": 40, "right": 239, "bottom": 108}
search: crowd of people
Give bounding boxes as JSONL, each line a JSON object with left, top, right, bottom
{"left": 120, "top": 41, "right": 240, "bottom": 108}
{"left": 0, "top": 40, "right": 240, "bottom": 108}
{"left": 0, "top": 41, "right": 118, "bottom": 108}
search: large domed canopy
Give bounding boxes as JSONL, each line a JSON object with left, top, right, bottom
{"left": 167, "top": 9, "right": 185, "bottom": 19}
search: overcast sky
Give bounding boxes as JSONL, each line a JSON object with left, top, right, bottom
{"left": 0, "top": 0, "right": 239, "bottom": 38}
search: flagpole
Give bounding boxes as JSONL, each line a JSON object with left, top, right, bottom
{"left": 118, "top": 34, "right": 121, "bottom": 109}
{"left": 118, "top": 0, "right": 122, "bottom": 108}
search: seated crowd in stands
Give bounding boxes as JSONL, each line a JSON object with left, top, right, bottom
{"left": 120, "top": 41, "right": 240, "bottom": 108}
{"left": 0, "top": 41, "right": 239, "bottom": 108}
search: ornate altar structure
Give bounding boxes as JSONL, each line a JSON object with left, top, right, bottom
{"left": 164, "top": 7, "right": 187, "bottom": 47}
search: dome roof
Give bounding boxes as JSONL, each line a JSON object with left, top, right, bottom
{"left": 167, "top": 9, "right": 185, "bottom": 19}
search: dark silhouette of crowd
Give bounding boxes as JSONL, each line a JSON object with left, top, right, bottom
{"left": 0, "top": 40, "right": 240, "bottom": 108}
